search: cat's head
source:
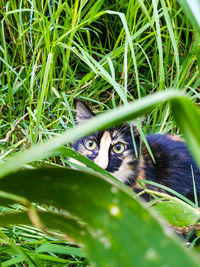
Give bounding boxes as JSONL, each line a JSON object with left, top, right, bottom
{"left": 71, "top": 100, "right": 140, "bottom": 186}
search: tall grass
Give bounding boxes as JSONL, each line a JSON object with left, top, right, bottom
{"left": 0, "top": 0, "right": 199, "bottom": 140}
{"left": 1, "top": 0, "right": 200, "bottom": 265}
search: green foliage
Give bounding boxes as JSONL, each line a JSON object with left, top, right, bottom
{"left": 0, "top": 168, "right": 199, "bottom": 266}
{"left": 1, "top": 0, "right": 200, "bottom": 266}
{"left": 0, "top": 91, "right": 200, "bottom": 266}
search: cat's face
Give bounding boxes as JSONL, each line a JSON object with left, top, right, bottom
{"left": 71, "top": 100, "right": 139, "bottom": 186}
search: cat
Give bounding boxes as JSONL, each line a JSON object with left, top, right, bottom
{"left": 72, "top": 99, "right": 200, "bottom": 204}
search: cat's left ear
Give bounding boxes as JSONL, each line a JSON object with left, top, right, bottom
{"left": 128, "top": 121, "right": 141, "bottom": 139}
{"left": 74, "top": 99, "right": 95, "bottom": 124}
{"left": 131, "top": 124, "right": 140, "bottom": 138}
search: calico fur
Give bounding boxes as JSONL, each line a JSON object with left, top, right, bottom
{"left": 72, "top": 100, "right": 200, "bottom": 204}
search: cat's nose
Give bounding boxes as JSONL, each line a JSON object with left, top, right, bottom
{"left": 94, "top": 156, "right": 108, "bottom": 169}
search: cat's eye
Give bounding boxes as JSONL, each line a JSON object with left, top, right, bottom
{"left": 85, "top": 139, "right": 97, "bottom": 150}
{"left": 113, "top": 142, "right": 125, "bottom": 154}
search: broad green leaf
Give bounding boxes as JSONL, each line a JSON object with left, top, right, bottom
{"left": 0, "top": 168, "right": 198, "bottom": 266}
{"left": 142, "top": 189, "right": 200, "bottom": 227}
{"left": 1, "top": 90, "right": 200, "bottom": 179}
{"left": 1, "top": 90, "right": 199, "bottom": 179}
{"left": 170, "top": 98, "right": 200, "bottom": 167}
{"left": 153, "top": 198, "right": 200, "bottom": 227}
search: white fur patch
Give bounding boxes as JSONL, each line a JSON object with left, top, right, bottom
{"left": 94, "top": 131, "right": 111, "bottom": 169}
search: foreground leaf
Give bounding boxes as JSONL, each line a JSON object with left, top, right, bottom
{"left": 0, "top": 168, "right": 198, "bottom": 266}
{"left": 1, "top": 90, "right": 200, "bottom": 179}
{"left": 170, "top": 98, "right": 200, "bottom": 167}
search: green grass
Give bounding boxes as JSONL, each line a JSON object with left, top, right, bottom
{"left": 1, "top": 0, "right": 200, "bottom": 265}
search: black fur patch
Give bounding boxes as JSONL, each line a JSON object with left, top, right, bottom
{"left": 137, "top": 134, "right": 200, "bottom": 204}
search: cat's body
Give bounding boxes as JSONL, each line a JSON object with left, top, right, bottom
{"left": 72, "top": 100, "right": 200, "bottom": 204}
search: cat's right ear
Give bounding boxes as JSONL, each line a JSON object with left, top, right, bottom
{"left": 74, "top": 99, "right": 95, "bottom": 124}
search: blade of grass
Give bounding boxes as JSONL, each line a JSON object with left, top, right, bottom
{"left": 191, "top": 165, "right": 199, "bottom": 208}
{"left": 161, "top": 0, "right": 180, "bottom": 78}
{"left": 139, "top": 179, "right": 197, "bottom": 208}
{"left": 0, "top": 90, "right": 198, "bottom": 180}
{"left": 34, "top": 52, "right": 53, "bottom": 143}
{"left": 177, "top": 0, "right": 200, "bottom": 38}
{"left": 152, "top": 0, "right": 165, "bottom": 89}
{"left": 106, "top": 10, "right": 141, "bottom": 98}
{"left": 0, "top": 229, "right": 37, "bottom": 266}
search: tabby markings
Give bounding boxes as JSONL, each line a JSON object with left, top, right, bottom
{"left": 94, "top": 131, "right": 111, "bottom": 169}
